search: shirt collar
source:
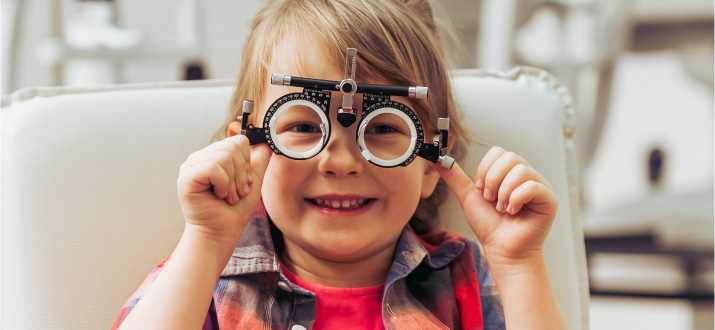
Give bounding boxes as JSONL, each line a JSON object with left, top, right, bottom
{"left": 221, "top": 202, "right": 280, "bottom": 276}
{"left": 221, "top": 202, "right": 466, "bottom": 278}
{"left": 385, "top": 225, "right": 466, "bottom": 288}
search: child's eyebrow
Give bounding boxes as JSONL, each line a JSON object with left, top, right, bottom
{"left": 264, "top": 84, "right": 303, "bottom": 99}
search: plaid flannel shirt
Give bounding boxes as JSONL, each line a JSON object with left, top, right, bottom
{"left": 113, "top": 204, "right": 505, "bottom": 329}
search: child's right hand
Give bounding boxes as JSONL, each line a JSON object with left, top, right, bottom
{"left": 177, "top": 135, "right": 272, "bottom": 244}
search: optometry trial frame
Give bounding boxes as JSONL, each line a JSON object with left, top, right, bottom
{"left": 239, "top": 48, "right": 455, "bottom": 169}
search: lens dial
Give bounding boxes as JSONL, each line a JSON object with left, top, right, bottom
{"left": 264, "top": 89, "right": 331, "bottom": 160}
{"left": 357, "top": 94, "right": 424, "bottom": 167}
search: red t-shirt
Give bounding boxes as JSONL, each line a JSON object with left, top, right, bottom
{"left": 281, "top": 265, "right": 385, "bottom": 330}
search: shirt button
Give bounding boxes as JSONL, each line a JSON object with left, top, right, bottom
{"left": 277, "top": 281, "right": 293, "bottom": 293}
{"left": 292, "top": 325, "right": 307, "bottom": 330}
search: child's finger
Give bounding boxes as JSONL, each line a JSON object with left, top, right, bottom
{"left": 216, "top": 150, "right": 240, "bottom": 203}
{"left": 220, "top": 135, "right": 253, "bottom": 198}
{"left": 226, "top": 135, "right": 254, "bottom": 188}
{"left": 202, "top": 150, "right": 239, "bottom": 203}
{"left": 248, "top": 144, "right": 272, "bottom": 187}
{"left": 474, "top": 146, "right": 506, "bottom": 192}
{"left": 208, "top": 135, "right": 252, "bottom": 200}
{"left": 432, "top": 162, "right": 480, "bottom": 207}
{"left": 506, "top": 180, "right": 557, "bottom": 216}
{"left": 482, "top": 151, "right": 529, "bottom": 202}
{"left": 496, "top": 164, "right": 546, "bottom": 213}
{"left": 232, "top": 154, "right": 250, "bottom": 199}
{"left": 181, "top": 161, "right": 231, "bottom": 199}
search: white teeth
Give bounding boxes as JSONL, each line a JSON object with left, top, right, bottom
{"left": 312, "top": 198, "right": 369, "bottom": 209}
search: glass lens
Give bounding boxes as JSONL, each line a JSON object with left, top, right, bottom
{"left": 273, "top": 103, "right": 325, "bottom": 154}
{"left": 362, "top": 112, "right": 413, "bottom": 161}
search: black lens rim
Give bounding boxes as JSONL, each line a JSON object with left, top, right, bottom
{"left": 357, "top": 94, "right": 425, "bottom": 168}
{"left": 263, "top": 89, "right": 332, "bottom": 160}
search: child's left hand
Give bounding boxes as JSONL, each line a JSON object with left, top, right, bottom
{"left": 433, "top": 146, "right": 558, "bottom": 268}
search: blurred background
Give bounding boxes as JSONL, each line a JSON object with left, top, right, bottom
{"left": 1, "top": 0, "right": 713, "bottom": 328}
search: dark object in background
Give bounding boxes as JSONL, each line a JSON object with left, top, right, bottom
{"left": 648, "top": 147, "right": 664, "bottom": 188}
{"left": 184, "top": 61, "right": 207, "bottom": 80}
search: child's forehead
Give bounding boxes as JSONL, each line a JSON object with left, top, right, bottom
{"left": 269, "top": 39, "right": 339, "bottom": 79}
{"left": 265, "top": 38, "right": 392, "bottom": 96}
{"left": 258, "top": 37, "right": 415, "bottom": 118}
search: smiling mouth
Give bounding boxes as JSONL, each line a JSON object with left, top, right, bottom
{"left": 306, "top": 198, "right": 374, "bottom": 210}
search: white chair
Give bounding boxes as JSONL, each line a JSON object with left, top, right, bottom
{"left": 1, "top": 67, "right": 589, "bottom": 329}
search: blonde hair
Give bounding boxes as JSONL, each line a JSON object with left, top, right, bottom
{"left": 215, "top": 0, "right": 471, "bottom": 234}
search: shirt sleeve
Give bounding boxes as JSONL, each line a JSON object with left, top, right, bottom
{"left": 110, "top": 257, "right": 169, "bottom": 330}
{"left": 471, "top": 240, "right": 506, "bottom": 330}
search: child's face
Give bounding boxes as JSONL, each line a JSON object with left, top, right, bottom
{"left": 257, "top": 45, "right": 440, "bottom": 263}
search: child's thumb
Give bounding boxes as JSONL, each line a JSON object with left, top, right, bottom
{"left": 432, "top": 162, "right": 476, "bottom": 207}
{"left": 249, "top": 144, "right": 272, "bottom": 185}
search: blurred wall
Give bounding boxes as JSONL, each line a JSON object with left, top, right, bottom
{"left": 2, "top": 0, "right": 712, "bottom": 218}
{"left": 0, "top": 0, "right": 482, "bottom": 94}
{"left": 1, "top": 0, "right": 267, "bottom": 93}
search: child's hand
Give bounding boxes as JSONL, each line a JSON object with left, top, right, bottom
{"left": 177, "top": 135, "right": 272, "bottom": 244}
{"left": 433, "top": 146, "right": 557, "bottom": 268}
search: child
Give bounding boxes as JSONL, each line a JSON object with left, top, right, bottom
{"left": 113, "top": 0, "right": 567, "bottom": 329}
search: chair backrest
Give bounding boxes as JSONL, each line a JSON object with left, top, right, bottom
{"left": 1, "top": 68, "right": 589, "bottom": 329}
{"left": 443, "top": 67, "right": 589, "bottom": 328}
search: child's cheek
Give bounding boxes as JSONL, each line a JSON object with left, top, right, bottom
{"left": 379, "top": 167, "right": 423, "bottom": 206}
{"left": 261, "top": 160, "right": 288, "bottom": 204}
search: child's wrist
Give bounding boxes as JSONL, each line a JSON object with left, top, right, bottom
{"left": 181, "top": 224, "right": 243, "bottom": 271}
{"left": 183, "top": 221, "right": 245, "bottom": 246}
{"left": 484, "top": 248, "right": 546, "bottom": 279}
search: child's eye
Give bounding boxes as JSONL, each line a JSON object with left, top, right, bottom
{"left": 286, "top": 122, "right": 321, "bottom": 134}
{"left": 366, "top": 124, "right": 399, "bottom": 134}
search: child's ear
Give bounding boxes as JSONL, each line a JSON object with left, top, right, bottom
{"left": 420, "top": 163, "right": 441, "bottom": 198}
{"left": 227, "top": 121, "right": 242, "bottom": 137}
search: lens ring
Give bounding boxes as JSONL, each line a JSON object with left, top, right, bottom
{"left": 357, "top": 106, "right": 418, "bottom": 167}
{"left": 267, "top": 96, "right": 330, "bottom": 159}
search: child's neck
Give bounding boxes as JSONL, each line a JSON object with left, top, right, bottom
{"left": 279, "top": 238, "right": 394, "bottom": 288}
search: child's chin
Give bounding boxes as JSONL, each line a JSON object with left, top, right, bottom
{"left": 309, "top": 240, "right": 378, "bottom": 262}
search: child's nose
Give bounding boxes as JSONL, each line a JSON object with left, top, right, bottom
{"left": 317, "top": 126, "right": 365, "bottom": 178}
